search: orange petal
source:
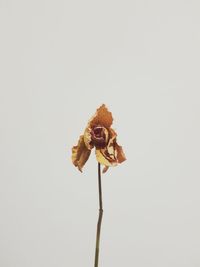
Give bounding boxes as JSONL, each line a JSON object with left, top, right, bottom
{"left": 115, "top": 143, "right": 126, "bottom": 163}
{"left": 72, "top": 135, "right": 91, "bottom": 172}
{"left": 89, "top": 104, "right": 113, "bottom": 128}
{"left": 107, "top": 128, "right": 117, "bottom": 145}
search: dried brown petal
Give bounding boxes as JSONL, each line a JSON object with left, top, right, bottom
{"left": 89, "top": 104, "right": 113, "bottom": 128}
{"left": 95, "top": 128, "right": 126, "bottom": 171}
{"left": 71, "top": 104, "right": 126, "bottom": 173}
{"left": 84, "top": 127, "right": 94, "bottom": 150}
{"left": 115, "top": 143, "right": 126, "bottom": 163}
{"left": 91, "top": 126, "right": 109, "bottom": 148}
{"left": 72, "top": 135, "right": 91, "bottom": 172}
{"left": 107, "top": 128, "right": 117, "bottom": 145}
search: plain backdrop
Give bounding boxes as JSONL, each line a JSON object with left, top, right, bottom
{"left": 0, "top": 0, "right": 200, "bottom": 266}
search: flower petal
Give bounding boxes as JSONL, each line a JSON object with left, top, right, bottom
{"left": 72, "top": 135, "right": 91, "bottom": 172}
{"left": 84, "top": 127, "right": 94, "bottom": 150}
{"left": 96, "top": 149, "right": 117, "bottom": 167}
{"left": 115, "top": 143, "right": 126, "bottom": 163}
{"left": 89, "top": 104, "right": 113, "bottom": 128}
{"left": 107, "top": 128, "right": 117, "bottom": 146}
{"left": 95, "top": 128, "right": 126, "bottom": 170}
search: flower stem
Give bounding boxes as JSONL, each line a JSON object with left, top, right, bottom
{"left": 94, "top": 163, "right": 103, "bottom": 267}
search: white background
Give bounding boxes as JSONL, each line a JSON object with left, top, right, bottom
{"left": 0, "top": 0, "right": 200, "bottom": 266}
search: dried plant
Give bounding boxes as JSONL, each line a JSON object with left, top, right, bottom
{"left": 72, "top": 104, "right": 126, "bottom": 267}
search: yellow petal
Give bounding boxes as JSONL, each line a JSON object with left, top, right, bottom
{"left": 84, "top": 127, "right": 94, "bottom": 150}
{"left": 96, "top": 149, "right": 117, "bottom": 167}
{"left": 95, "top": 128, "right": 126, "bottom": 169}
{"left": 72, "top": 135, "right": 91, "bottom": 172}
{"left": 89, "top": 104, "right": 113, "bottom": 128}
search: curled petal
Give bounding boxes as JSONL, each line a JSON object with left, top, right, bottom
{"left": 90, "top": 126, "right": 109, "bottom": 148}
{"left": 96, "top": 149, "right": 117, "bottom": 167}
{"left": 108, "top": 128, "right": 117, "bottom": 145}
{"left": 89, "top": 104, "right": 113, "bottom": 128}
{"left": 72, "top": 135, "right": 91, "bottom": 172}
{"left": 71, "top": 104, "right": 126, "bottom": 173}
{"left": 115, "top": 143, "right": 126, "bottom": 163}
{"left": 84, "top": 127, "right": 94, "bottom": 150}
{"left": 95, "top": 128, "right": 126, "bottom": 171}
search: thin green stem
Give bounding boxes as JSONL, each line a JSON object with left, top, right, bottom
{"left": 94, "top": 163, "right": 103, "bottom": 267}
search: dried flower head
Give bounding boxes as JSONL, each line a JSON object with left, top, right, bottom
{"left": 72, "top": 104, "right": 126, "bottom": 173}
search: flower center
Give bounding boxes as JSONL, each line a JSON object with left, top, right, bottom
{"left": 91, "top": 126, "right": 108, "bottom": 148}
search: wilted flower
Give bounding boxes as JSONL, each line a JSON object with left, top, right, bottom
{"left": 72, "top": 104, "right": 126, "bottom": 173}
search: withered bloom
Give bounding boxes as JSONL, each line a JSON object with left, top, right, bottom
{"left": 72, "top": 104, "right": 126, "bottom": 173}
